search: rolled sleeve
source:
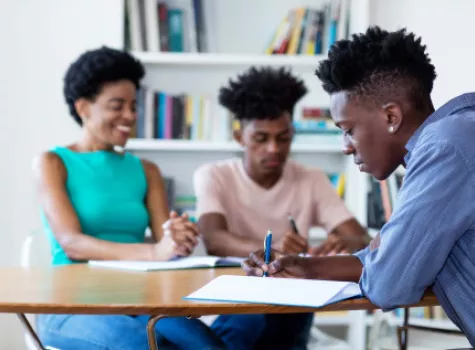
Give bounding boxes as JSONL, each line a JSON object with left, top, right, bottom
{"left": 359, "top": 142, "right": 473, "bottom": 310}
{"left": 193, "top": 165, "right": 225, "bottom": 217}
{"left": 354, "top": 246, "right": 370, "bottom": 264}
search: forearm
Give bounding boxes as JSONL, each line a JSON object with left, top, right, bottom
{"left": 306, "top": 255, "right": 363, "bottom": 282}
{"left": 204, "top": 230, "right": 262, "bottom": 257}
{"left": 58, "top": 233, "right": 153, "bottom": 262}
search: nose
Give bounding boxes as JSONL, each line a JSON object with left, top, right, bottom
{"left": 342, "top": 136, "right": 355, "bottom": 155}
{"left": 266, "top": 140, "right": 279, "bottom": 154}
{"left": 124, "top": 107, "right": 136, "bottom": 122}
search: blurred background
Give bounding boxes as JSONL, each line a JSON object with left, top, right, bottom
{"left": 0, "top": 0, "right": 473, "bottom": 348}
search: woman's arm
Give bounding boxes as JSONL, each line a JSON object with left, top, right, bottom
{"left": 34, "top": 152, "right": 168, "bottom": 261}
{"left": 141, "top": 159, "right": 199, "bottom": 255}
{"left": 141, "top": 159, "right": 169, "bottom": 242}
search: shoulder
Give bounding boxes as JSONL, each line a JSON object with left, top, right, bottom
{"left": 417, "top": 112, "right": 475, "bottom": 169}
{"left": 140, "top": 158, "right": 163, "bottom": 180}
{"left": 32, "top": 151, "right": 67, "bottom": 181}
{"left": 194, "top": 158, "right": 239, "bottom": 180}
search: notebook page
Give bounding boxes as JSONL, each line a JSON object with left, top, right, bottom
{"left": 185, "top": 275, "right": 362, "bottom": 308}
{"left": 88, "top": 256, "right": 222, "bottom": 271}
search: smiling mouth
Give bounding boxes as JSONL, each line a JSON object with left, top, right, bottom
{"left": 117, "top": 125, "right": 132, "bottom": 134}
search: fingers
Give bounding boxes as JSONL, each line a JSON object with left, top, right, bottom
{"left": 281, "top": 232, "right": 308, "bottom": 254}
{"left": 311, "top": 242, "right": 334, "bottom": 257}
{"left": 250, "top": 250, "right": 267, "bottom": 269}
{"left": 164, "top": 217, "right": 200, "bottom": 237}
{"left": 173, "top": 229, "right": 199, "bottom": 246}
{"left": 174, "top": 244, "right": 191, "bottom": 256}
{"left": 268, "top": 255, "right": 294, "bottom": 275}
{"left": 241, "top": 259, "right": 264, "bottom": 277}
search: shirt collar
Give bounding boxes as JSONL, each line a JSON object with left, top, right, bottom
{"left": 404, "top": 92, "right": 475, "bottom": 164}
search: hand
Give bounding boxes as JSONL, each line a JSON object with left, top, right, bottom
{"left": 241, "top": 249, "right": 310, "bottom": 279}
{"left": 162, "top": 211, "right": 200, "bottom": 257}
{"left": 310, "top": 234, "right": 369, "bottom": 257}
{"left": 152, "top": 235, "right": 179, "bottom": 260}
{"left": 277, "top": 230, "right": 309, "bottom": 255}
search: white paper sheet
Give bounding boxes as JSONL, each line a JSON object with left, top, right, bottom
{"left": 184, "top": 275, "right": 362, "bottom": 308}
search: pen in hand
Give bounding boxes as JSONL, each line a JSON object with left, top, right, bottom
{"left": 288, "top": 214, "right": 299, "bottom": 235}
{"left": 263, "top": 229, "right": 273, "bottom": 277}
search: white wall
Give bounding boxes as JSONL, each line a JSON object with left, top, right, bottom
{"left": 370, "top": 0, "right": 475, "bottom": 108}
{"left": 0, "top": 0, "right": 123, "bottom": 347}
{"left": 1, "top": 0, "right": 475, "bottom": 348}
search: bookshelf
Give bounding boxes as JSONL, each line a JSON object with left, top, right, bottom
{"left": 122, "top": 0, "right": 372, "bottom": 349}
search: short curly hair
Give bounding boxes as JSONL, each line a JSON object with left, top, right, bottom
{"left": 219, "top": 66, "right": 308, "bottom": 121}
{"left": 63, "top": 46, "right": 145, "bottom": 125}
{"left": 315, "top": 26, "right": 437, "bottom": 110}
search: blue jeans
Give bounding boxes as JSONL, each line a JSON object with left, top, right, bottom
{"left": 36, "top": 312, "right": 312, "bottom": 349}
{"left": 36, "top": 314, "right": 264, "bottom": 350}
{"left": 254, "top": 313, "right": 314, "bottom": 350}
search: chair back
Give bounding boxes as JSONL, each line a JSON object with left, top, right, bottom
{"left": 21, "top": 229, "right": 51, "bottom": 267}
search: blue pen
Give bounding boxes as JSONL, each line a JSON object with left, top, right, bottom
{"left": 263, "top": 229, "right": 272, "bottom": 277}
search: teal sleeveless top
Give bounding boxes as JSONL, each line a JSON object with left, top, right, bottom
{"left": 41, "top": 146, "right": 150, "bottom": 265}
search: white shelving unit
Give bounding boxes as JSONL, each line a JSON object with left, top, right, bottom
{"left": 125, "top": 137, "right": 344, "bottom": 153}
{"left": 123, "top": 0, "right": 372, "bottom": 349}
{"left": 132, "top": 51, "right": 326, "bottom": 67}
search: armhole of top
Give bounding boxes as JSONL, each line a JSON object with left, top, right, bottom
{"left": 133, "top": 154, "right": 149, "bottom": 193}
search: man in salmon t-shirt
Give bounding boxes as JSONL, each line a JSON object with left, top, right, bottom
{"left": 193, "top": 66, "right": 371, "bottom": 349}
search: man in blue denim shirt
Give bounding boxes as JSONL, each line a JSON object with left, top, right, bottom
{"left": 243, "top": 26, "right": 475, "bottom": 346}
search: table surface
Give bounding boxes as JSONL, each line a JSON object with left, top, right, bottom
{"left": 0, "top": 265, "right": 438, "bottom": 316}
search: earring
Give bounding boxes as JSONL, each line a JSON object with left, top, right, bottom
{"left": 388, "top": 126, "right": 395, "bottom": 133}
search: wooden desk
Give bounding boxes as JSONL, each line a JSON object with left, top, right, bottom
{"left": 0, "top": 265, "right": 439, "bottom": 350}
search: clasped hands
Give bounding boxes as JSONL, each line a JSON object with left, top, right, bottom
{"left": 153, "top": 211, "right": 200, "bottom": 260}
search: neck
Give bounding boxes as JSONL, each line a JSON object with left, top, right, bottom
{"left": 398, "top": 104, "right": 436, "bottom": 166}
{"left": 242, "top": 158, "right": 283, "bottom": 189}
{"left": 76, "top": 131, "right": 114, "bottom": 152}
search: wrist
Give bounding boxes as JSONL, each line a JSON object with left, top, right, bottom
{"left": 309, "top": 256, "right": 363, "bottom": 282}
{"left": 147, "top": 243, "right": 157, "bottom": 261}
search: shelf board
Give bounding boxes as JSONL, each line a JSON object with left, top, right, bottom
{"left": 131, "top": 51, "right": 326, "bottom": 67}
{"left": 125, "top": 138, "right": 343, "bottom": 153}
{"left": 365, "top": 315, "right": 460, "bottom": 331}
{"left": 313, "top": 315, "right": 351, "bottom": 326}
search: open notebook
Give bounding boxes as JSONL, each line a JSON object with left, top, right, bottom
{"left": 88, "top": 256, "right": 245, "bottom": 271}
{"left": 184, "top": 275, "right": 362, "bottom": 308}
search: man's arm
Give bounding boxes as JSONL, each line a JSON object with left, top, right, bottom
{"left": 310, "top": 170, "right": 372, "bottom": 255}
{"left": 309, "top": 218, "right": 372, "bottom": 256}
{"left": 194, "top": 164, "right": 262, "bottom": 257}
{"left": 357, "top": 142, "right": 473, "bottom": 309}
{"left": 198, "top": 213, "right": 262, "bottom": 257}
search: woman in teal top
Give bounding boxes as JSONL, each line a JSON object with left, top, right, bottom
{"left": 33, "top": 46, "right": 264, "bottom": 350}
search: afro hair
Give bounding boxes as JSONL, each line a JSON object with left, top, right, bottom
{"left": 315, "top": 26, "right": 437, "bottom": 110}
{"left": 218, "top": 66, "right": 308, "bottom": 121}
{"left": 63, "top": 46, "right": 145, "bottom": 125}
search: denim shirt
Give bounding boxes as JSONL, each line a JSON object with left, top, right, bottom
{"left": 355, "top": 92, "right": 475, "bottom": 346}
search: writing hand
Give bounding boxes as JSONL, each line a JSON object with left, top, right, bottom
{"left": 278, "top": 230, "right": 309, "bottom": 255}
{"left": 242, "top": 249, "right": 309, "bottom": 279}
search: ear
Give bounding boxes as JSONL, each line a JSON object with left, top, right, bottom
{"left": 233, "top": 128, "right": 244, "bottom": 146}
{"left": 74, "top": 98, "right": 91, "bottom": 124}
{"left": 382, "top": 102, "right": 403, "bottom": 134}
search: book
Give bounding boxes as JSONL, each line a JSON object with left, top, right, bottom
{"left": 88, "top": 256, "right": 245, "bottom": 271}
{"left": 184, "top": 275, "right": 362, "bottom": 308}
